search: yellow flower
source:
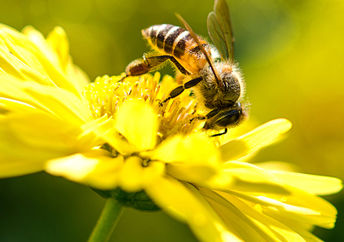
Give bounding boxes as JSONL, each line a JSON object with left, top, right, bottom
{"left": 0, "top": 24, "right": 342, "bottom": 242}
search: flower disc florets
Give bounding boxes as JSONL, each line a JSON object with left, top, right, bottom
{"left": 84, "top": 73, "right": 202, "bottom": 141}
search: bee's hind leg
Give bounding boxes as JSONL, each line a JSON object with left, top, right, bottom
{"left": 161, "top": 77, "right": 203, "bottom": 104}
{"left": 125, "top": 55, "right": 190, "bottom": 76}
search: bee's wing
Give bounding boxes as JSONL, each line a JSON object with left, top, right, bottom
{"left": 207, "top": 0, "right": 235, "bottom": 61}
{"left": 176, "top": 13, "right": 222, "bottom": 87}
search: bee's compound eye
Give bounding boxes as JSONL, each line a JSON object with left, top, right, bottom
{"left": 221, "top": 74, "right": 241, "bottom": 103}
{"left": 215, "top": 109, "right": 241, "bottom": 127}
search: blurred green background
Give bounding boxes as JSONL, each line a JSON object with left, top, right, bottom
{"left": 0, "top": 0, "right": 343, "bottom": 241}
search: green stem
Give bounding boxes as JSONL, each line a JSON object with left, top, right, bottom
{"left": 88, "top": 198, "right": 123, "bottom": 242}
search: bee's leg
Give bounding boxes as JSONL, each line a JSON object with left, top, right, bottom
{"left": 190, "top": 108, "right": 220, "bottom": 123}
{"left": 160, "top": 55, "right": 190, "bottom": 75}
{"left": 161, "top": 77, "right": 203, "bottom": 104}
{"left": 206, "top": 109, "right": 221, "bottom": 118}
{"left": 126, "top": 55, "right": 190, "bottom": 76}
{"left": 190, "top": 115, "right": 206, "bottom": 122}
{"left": 210, "top": 128, "right": 228, "bottom": 137}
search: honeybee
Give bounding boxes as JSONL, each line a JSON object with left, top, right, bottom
{"left": 125, "top": 0, "right": 246, "bottom": 136}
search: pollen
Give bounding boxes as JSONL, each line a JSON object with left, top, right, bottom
{"left": 84, "top": 72, "right": 202, "bottom": 140}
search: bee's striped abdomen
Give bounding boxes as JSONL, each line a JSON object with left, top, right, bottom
{"left": 142, "top": 24, "right": 211, "bottom": 73}
{"left": 164, "top": 26, "right": 185, "bottom": 54}
{"left": 142, "top": 24, "right": 192, "bottom": 57}
{"left": 156, "top": 24, "right": 173, "bottom": 49}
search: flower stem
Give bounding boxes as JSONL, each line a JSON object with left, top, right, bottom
{"left": 88, "top": 198, "right": 123, "bottom": 242}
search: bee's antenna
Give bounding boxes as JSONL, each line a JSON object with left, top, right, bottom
{"left": 175, "top": 13, "right": 222, "bottom": 87}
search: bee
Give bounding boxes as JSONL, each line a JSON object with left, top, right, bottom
{"left": 124, "top": 0, "right": 246, "bottom": 136}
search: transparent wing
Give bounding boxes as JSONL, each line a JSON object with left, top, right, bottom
{"left": 176, "top": 13, "right": 222, "bottom": 87}
{"left": 207, "top": 0, "right": 235, "bottom": 61}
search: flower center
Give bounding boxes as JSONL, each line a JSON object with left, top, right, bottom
{"left": 84, "top": 73, "right": 203, "bottom": 140}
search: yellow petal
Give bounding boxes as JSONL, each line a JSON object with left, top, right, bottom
{"left": 213, "top": 161, "right": 341, "bottom": 197}
{"left": 213, "top": 163, "right": 339, "bottom": 229}
{"left": 0, "top": 75, "right": 92, "bottom": 125}
{"left": 46, "top": 26, "right": 90, "bottom": 90}
{"left": 0, "top": 111, "right": 95, "bottom": 178}
{"left": 215, "top": 119, "right": 257, "bottom": 146}
{"left": 263, "top": 203, "right": 336, "bottom": 230}
{"left": 0, "top": 26, "right": 47, "bottom": 82}
{"left": 22, "top": 26, "right": 59, "bottom": 66}
{"left": 23, "top": 82, "right": 91, "bottom": 124}
{"left": 3, "top": 112, "right": 83, "bottom": 150}
{"left": 80, "top": 115, "right": 136, "bottom": 155}
{"left": 22, "top": 26, "right": 85, "bottom": 94}
{"left": 259, "top": 211, "right": 323, "bottom": 242}
{"left": 272, "top": 189, "right": 338, "bottom": 229}
{"left": 0, "top": 75, "right": 44, "bottom": 109}
{"left": 220, "top": 119, "right": 292, "bottom": 161}
{"left": 0, "top": 97, "right": 37, "bottom": 113}
{"left": 218, "top": 191, "right": 307, "bottom": 241}
{"left": 115, "top": 99, "right": 158, "bottom": 151}
{"left": 150, "top": 133, "right": 221, "bottom": 183}
{"left": 223, "top": 161, "right": 341, "bottom": 195}
{"left": 0, "top": 160, "right": 45, "bottom": 178}
{"left": 263, "top": 170, "right": 342, "bottom": 195}
{"left": 45, "top": 151, "right": 123, "bottom": 190}
{"left": 145, "top": 176, "right": 242, "bottom": 242}
{"left": 118, "top": 157, "right": 165, "bottom": 192}
{"left": 0, "top": 24, "right": 88, "bottom": 96}
{"left": 256, "top": 161, "right": 298, "bottom": 172}
{"left": 199, "top": 188, "right": 303, "bottom": 241}
{"left": 205, "top": 161, "right": 290, "bottom": 195}
{"left": 229, "top": 189, "right": 337, "bottom": 229}
{"left": 46, "top": 26, "right": 70, "bottom": 70}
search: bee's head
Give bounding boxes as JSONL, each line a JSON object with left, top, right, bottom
{"left": 200, "top": 62, "right": 244, "bottom": 109}
{"left": 203, "top": 102, "right": 246, "bottom": 130}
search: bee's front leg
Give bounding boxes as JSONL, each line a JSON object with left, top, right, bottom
{"left": 210, "top": 128, "right": 228, "bottom": 137}
{"left": 190, "top": 108, "right": 220, "bottom": 123}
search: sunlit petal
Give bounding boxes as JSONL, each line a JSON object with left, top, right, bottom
{"left": 199, "top": 188, "right": 301, "bottom": 241}
{"left": 115, "top": 99, "right": 158, "bottom": 151}
{"left": 220, "top": 119, "right": 292, "bottom": 161}
{"left": 217, "top": 192, "right": 307, "bottom": 241}
{"left": 0, "top": 111, "right": 96, "bottom": 178}
{"left": 261, "top": 169, "right": 342, "bottom": 195}
{"left": 46, "top": 151, "right": 123, "bottom": 190}
{"left": 150, "top": 133, "right": 221, "bottom": 183}
{"left": 118, "top": 157, "right": 164, "bottom": 192}
{"left": 146, "top": 176, "right": 242, "bottom": 242}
